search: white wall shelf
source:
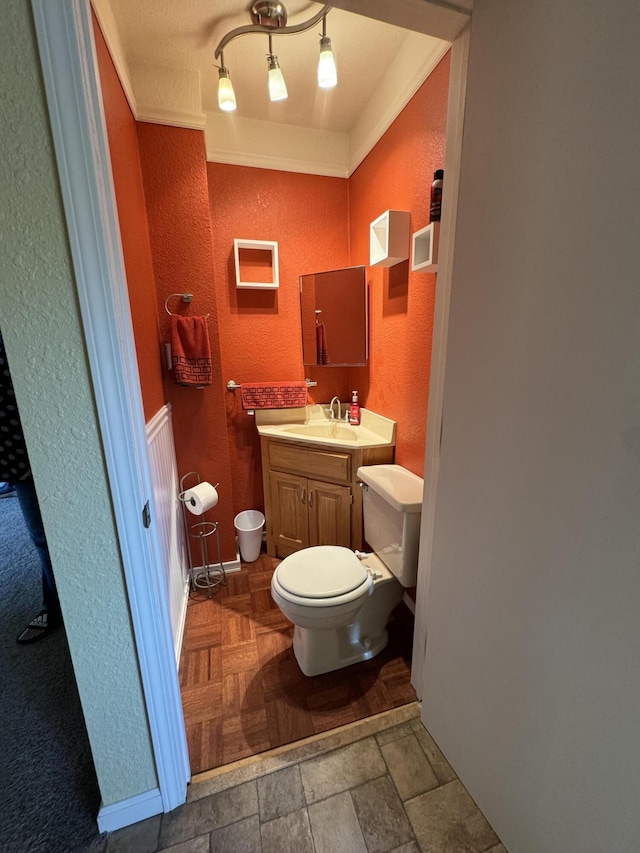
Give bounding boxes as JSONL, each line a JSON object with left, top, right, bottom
{"left": 411, "top": 222, "right": 440, "bottom": 272}
{"left": 233, "top": 239, "right": 279, "bottom": 289}
{"left": 369, "top": 210, "right": 411, "bottom": 267}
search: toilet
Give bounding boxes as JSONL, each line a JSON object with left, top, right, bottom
{"left": 270, "top": 464, "right": 423, "bottom": 676}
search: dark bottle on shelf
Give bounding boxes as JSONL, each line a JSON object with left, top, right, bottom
{"left": 429, "top": 169, "right": 444, "bottom": 222}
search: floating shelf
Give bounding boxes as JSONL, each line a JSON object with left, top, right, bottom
{"left": 369, "top": 210, "right": 411, "bottom": 267}
{"left": 234, "top": 239, "right": 279, "bottom": 289}
{"left": 411, "top": 222, "right": 440, "bottom": 272}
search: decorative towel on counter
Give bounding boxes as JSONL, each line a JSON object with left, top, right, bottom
{"left": 316, "top": 322, "right": 330, "bottom": 364}
{"left": 171, "top": 315, "right": 212, "bottom": 387}
{"left": 240, "top": 381, "right": 307, "bottom": 410}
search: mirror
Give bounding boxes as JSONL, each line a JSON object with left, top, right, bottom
{"left": 300, "top": 266, "right": 368, "bottom": 366}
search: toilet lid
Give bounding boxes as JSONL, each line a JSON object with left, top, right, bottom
{"left": 277, "top": 546, "right": 368, "bottom": 599}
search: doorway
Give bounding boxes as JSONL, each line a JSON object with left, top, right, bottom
{"left": 28, "top": 4, "right": 470, "bottom": 824}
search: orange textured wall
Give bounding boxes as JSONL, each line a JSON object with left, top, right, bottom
{"left": 92, "top": 14, "right": 165, "bottom": 421}
{"left": 349, "top": 52, "right": 451, "bottom": 477}
{"left": 207, "top": 164, "right": 350, "bottom": 516}
{"left": 137, "top": 125, "right": 236, "bottom": 561}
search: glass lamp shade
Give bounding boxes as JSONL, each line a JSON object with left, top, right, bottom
{"left": 218, "top": 69, "right": 236, "bottom": 112}
{"left": 267, "top": 58, "right": 288, "bottom": 101}
{"left": 317, "top": 37, "right": 337, "bottom": 89}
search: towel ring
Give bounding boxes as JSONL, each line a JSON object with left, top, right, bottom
{"left": 165, "top": 292, "right": 193, "bottom": 316}
{"left": 164, "top": 292, "right": 210, "bottom": 318}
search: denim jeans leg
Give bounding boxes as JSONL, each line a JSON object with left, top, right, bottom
{"left": 15, "top": 478, "right": 62, "bottom": 626}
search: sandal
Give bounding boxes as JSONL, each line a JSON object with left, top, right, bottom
{"left": 17, "top": 610, "right": 52, "bottom": 644}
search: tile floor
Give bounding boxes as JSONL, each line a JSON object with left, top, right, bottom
{"left": 179, "top": 552, "right": 417, "bottom": 774}
{"left": 102, "top": 703, "right": 507, "bottom": 853}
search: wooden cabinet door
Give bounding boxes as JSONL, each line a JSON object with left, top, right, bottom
{"left": 308, "top": 479, "right": 351, "bottom": 548}
{"left": 270, "top": 470, "right": 309, "bottom": 558}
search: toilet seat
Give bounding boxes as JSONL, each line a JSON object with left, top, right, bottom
{"left": 273, "top": 546, "right": 372, "bottom": 608}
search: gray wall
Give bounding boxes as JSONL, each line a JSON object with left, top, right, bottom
{"left": 422, "top": 0, "right": 640, "bottom": 850}
{"left": 0, "top": 1, "right": 157, "bottom": 805}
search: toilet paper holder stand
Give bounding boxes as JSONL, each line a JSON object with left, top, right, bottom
{"left": 179, "top": 471, "right": 226, "bottom": 597}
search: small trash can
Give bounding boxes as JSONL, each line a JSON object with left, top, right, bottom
{"left": 234, "top": 510, "right": 265, "bottom": 563}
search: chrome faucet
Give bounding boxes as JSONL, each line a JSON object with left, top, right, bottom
{"left": 328, "top": 396, "right": 341, "bottom": 420}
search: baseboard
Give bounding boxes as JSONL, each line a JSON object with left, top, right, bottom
{"left": 227, "top": 553, "right": 242, "bottom": 573}
{"left": 97, "top": 787, "right": 163, "bottom": 833}
{"left": 190, "top": 553, "right": 242, "bottom": 575}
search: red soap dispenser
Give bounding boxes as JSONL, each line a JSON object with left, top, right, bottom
{"left": 349, "top": 390, "right": 361, "bottom": 425}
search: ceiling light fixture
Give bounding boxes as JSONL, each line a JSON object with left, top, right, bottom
{"left": 267, "top": 34, "right": 288, "bottom": 102}
{"left": 217, "top": 51, "right": 237, "bottom": 112}
{"left": 317, "top": 14, "right": 337, "bottom": 89}
{"left": 214, "top": 1, "right": 335, "bottom": 112}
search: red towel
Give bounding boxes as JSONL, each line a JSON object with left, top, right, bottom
{"left": 171, "top": 316, "right": 212, "bottom": 387}
{"left": 240, "top": 382, "right": 307, "bottom": 410}
{"left": 316, "top": 322, "right": 330, "bottom": 364}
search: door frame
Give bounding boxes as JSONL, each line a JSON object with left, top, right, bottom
{"left": 31, "top": 0, "right": 190, "bottom": 827}
{"left": 411, "top": 24, "right": 471, "bottom": 699}
{"left": 30, "top": 0, "right": 470, "bottom": 826}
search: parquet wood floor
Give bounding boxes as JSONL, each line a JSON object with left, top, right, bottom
{"left": 179, "top": 552, "right": 417, "bottom": 774}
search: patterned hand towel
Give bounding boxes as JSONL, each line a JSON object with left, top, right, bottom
{"left": 240, "top": 382, "right": 307, "bottom": 409}
{"left": 171, "top": 315, "right": 212, "bottom": 387}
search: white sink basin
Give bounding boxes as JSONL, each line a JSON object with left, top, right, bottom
{"left": 283, "top": 423, "right": 359, "bottom": 442}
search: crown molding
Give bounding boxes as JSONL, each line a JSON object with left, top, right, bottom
{"left": 205, "top": 113, "right": 350, "bottom": 178}
{"left": 349, "top": 36, "right": 450, "bottom": 175}
{"left": 90, "top": 0, "right": 138, "bottom": 117}
{"left": 205, "top": 146, "right": 349, "bottom": 179}
{"left": 137, "top": 107, "right": 207, "bottom": 132}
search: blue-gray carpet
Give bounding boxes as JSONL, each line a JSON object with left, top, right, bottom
{"left": 0, "top": 494, "right": 102, "bottom": 852}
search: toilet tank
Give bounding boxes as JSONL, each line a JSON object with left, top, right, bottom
{"left": 357, "top": 464, "right": 423, "bottom": 587}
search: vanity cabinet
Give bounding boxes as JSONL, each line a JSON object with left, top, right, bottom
{"left": 260, "top": 436, "right": 394, "bottom": 559}
{"left": 269, "top": 471, "right": 351, "bottom": 555}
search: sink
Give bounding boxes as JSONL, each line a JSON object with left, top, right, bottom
{"left": 254, "top": 405, "right": 396, "bottom": 449}
{"left": 283, "top": 423, "right": 359, "bottom": 442}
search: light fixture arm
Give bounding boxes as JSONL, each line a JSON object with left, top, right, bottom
{"left": 214, "top": 4, "right": 333, "bottom": 61}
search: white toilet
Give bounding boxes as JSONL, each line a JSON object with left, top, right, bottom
{"left": 270, "top": 464, "right": 423, "bottom": 676}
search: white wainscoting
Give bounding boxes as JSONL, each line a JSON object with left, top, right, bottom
{"left": 146, "top": 404, "right": 189, "bottom": 662}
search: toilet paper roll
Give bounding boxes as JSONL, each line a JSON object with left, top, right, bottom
{"left": 181, "top": 482, "right": 219, "bottom": 515}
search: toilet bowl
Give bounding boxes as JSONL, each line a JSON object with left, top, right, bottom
{"left": 271, "top": 546, "right": 403, "bottom": 676}
{"left": 270, "top": 464, "right": 424, "bottom": 677}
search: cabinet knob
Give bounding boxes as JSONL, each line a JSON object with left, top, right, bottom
{"left": 300, "top": 488, "right": 306, "bottom": 505}
{"left": 308, "top": 490, "right": 314, "bottom": 507}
